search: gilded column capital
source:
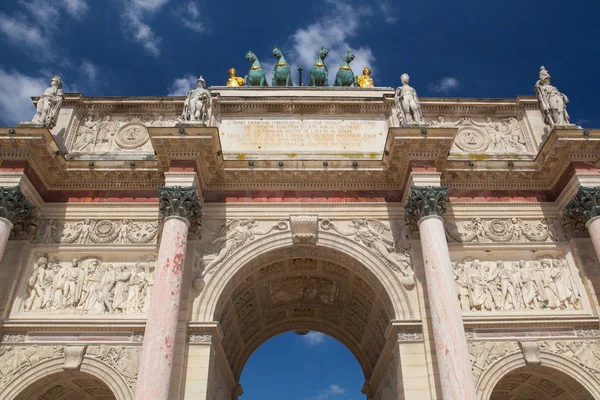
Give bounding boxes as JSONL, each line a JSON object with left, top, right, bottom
{"left": 564, "top": 186, "right": 600, "bottom": 235}
{"left": 0, "top": 186, "right": 36, "bottom": 226}
{"left": 404, "top": 185, "right": 448, "bottom": 225}
{"left": 158, "top": 186, "right": 202, "bottom": 225}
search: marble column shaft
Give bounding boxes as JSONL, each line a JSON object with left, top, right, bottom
{"left": 135, "top": 185, "right": 201, "bottom": 400}
{"left": 0, "top": 217, "right": 13, "bottom": 264}
{"left": 417, "top": 215, "right": 477, "bottom": 400}
{"left": 136, "top": 215, "right": 190, "bottom": 400}
{"left": 586, "top": 216, "right": 600, "bottom": 263}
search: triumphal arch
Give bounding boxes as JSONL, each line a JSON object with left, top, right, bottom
{"left": 1, "top": 59, "right": 600, "bottom": 400}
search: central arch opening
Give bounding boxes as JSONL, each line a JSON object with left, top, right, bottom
{"left": 15, "top": 370, "right": 116, "bottom": 400}
{"left": 214, "top": 255, "right": 395, "bottom": 384}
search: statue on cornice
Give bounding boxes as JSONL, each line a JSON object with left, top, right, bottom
{"left": 534, "top": 66, "right": 571, "bottom": 126}
{"left": 179, "top": 76, "right": 212, "bottom": 125}
{"left": 309, "top": 47, "right": 329, "bottom": 86}
{"left": 395, "top": 73, "right": 425, "bottom": 126}
{"left": 334, "top": 50, "right": 356, "bottom": 87}
{"left": 26, "top": 75, "right": 64, "bottom": 129}
{"left": 226, "top": 68, "right": 245, "bottom": 86}
{"left": 356, "top": 67, "right": 374, "bottom": 88}
{"left": 272, "top": 46, "right": 292, "bottom": 86}
{"left": 244, "top": 51, "right": 268, "bottom": 86}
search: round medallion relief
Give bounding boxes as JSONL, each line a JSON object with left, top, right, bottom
{"left": 455, "top": 127, "right": 489, "bottom": 152}
{"left": 115, "top": 123, "right": 149, "bottom": 149}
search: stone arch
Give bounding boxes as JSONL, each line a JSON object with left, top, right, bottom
{"left": 477, "top": 351, "right": 600, "bottom": 400}
{"left": 195, "top": 229, "right": 414, "bottom": 322}
{"left": 0, "top": 356, "right": 133, "bottom": 400}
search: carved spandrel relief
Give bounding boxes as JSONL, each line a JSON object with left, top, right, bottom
{"left": 22, "top": 257, "right": 155, "bottom": 315}
{"left": 469, "top": 341, "right": 521, "bottom": 381}
{"left": 0, "top": 346, "right": 64, "bottom": 389}
{"left": 445, "top": 218, "right": 566, "bottom": 243}
{"left": 86, "top": 345, "right": 140, "bottom": 390}
{"left": 320, "top": 218, "right": 415, "bottom": 289}
{"left": 453, "top": 258, "right": 583, "bottom": 312}
{"left": 35, "top": 219, "right": 159, "bottom": 244}
{"left": 431, "top": 116, "right": 532, "bottom": 155}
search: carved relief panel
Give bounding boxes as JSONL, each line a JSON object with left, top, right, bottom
{"left": 66, "top": 113, "right": 177, "bottom": 156}
{"left": 453, "top": 255, "right": 587, "bottom": 313}
{"left": 18, "top": 255, "right": 155, "bottom": 316}
{"left": 446, "top": 218, "right": 566, "bottom": 244}
{"left": 430, "top": 116, "right": 535, "bottom": 156}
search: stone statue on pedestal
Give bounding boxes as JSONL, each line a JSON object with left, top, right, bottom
{"left": 334, "top": 50, "right": 356, "bottom": 87}
{"left": 179, "top": 76, "right": 212, "bottom": 125}
{"left": 226, "top": 68, "right": 245, "bottom": 87}
{"left": 395, "top": 73, "right": 425, "bottom": 126}
{"left": 357, "top": 67, "right": 374, "bottom": 88}
{"left": 272, "top": 46, "right": 292, "bottom": 86}
{"left": 26, "top": 75, "right": 64, "bottom": 129}
{"left": 309, "top": 47, "right": 329, "bottom": 86}
{"left": 244, "top": 51, "right": 268, "bottom": 86}
{"left": 534, "top": 66, "right": 571, "bottom": 126}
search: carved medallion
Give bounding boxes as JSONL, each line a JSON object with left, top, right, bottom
{"left": 114, "top": 123, "right": 149, "bottom": 149}
{"left": 455, "top": 128, "right": 489, "bottom": 152}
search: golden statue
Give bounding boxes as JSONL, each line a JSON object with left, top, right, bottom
{"left": 227, "top": 68, "right": 245, "bottom": 87}
{"left": 357, "top": 67, "right": 374, "bottom": 88}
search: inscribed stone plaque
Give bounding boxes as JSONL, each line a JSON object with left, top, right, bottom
{"left": 219, "top": 117, "right": 387, "bottom": 160}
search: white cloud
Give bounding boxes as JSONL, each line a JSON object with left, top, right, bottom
{"left": 176, "top": 0, "right": 206, "bottom": 33}
{"left": 62, "top": 0, "right": 89, "bottom": 18}
{"left": 0, "top": 69, "right": 48, "bottom": 126}
{"left": 288, "top": 0, "right": 376, "bottom": 85}
{"left": 427, "top": 77, "right": 460, "bottom": 94}
{"left": 305, "top": 384, "right": 346, "bottom": 400}
{"left": 121, "top": 0, "right": 170, "bottom": 56}
{"left": 80, "top": 60, "right": 98, "bottom": 83}
{"left": 167, "top": 74, "right": 198, "bottom": 95}
{"left": 302, "top": 331, "right": 327, "bottom": 345}
{"left": 378, "top": 1, "right": 397, "bottom": 24}
{"left": 0, "top": 12, "right": 51, "bottom": 56}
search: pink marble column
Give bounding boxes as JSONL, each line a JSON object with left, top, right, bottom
{"left": 587, "top": 216, "right": 600, "bottom": 263}
{"left": 418, "top": 215, "right": 477, "bottom": 400}
{"left": 136, "top": 215, "right": 190, "bottom": 400}
{"left": 0, "top": 217, "right": 13, "bottom": 263}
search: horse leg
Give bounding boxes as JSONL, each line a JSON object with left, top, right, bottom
{"left": 287, "top": 74, "right": 292, "bottom": 86}
{"left": 324, "top": 70, "right": 329, "bottom": 86}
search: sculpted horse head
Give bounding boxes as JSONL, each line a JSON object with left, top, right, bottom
{"left": 343, "top": 49, "right": 355, "bottom": 64}
{"left": 317, "top": 47, "right": 329, "bottom": 62}
{"left": 272, "top": 46, "right": 283, "bottom": 59}
{"left": 246, "top": 51, "right": 258, "bottom": 63}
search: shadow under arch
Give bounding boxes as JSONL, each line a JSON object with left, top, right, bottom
{"left": 477, "top": 351, "right": 600, "bottom": 400}
{"left": 0, "top": 356, "right": 133, "bottom": 400}
{"left": 195, "top": 229, "right": 414, "bottom": 322}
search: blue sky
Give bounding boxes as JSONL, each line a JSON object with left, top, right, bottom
{"left": 240, "top": 331, "right": 364, "bottom": 400}
{"left": 0, "top": 0, "right": 599, "bottom": 127}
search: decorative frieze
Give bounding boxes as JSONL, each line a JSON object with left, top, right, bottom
{"left": 35, "top": 218, "right": 159, "bottom": 244}
{"left": 22, "top": 257, "right": 155, "bottom": 315}
{"left": 404, "top": 185, "right": 448, "bottom": 225}
{"left": 445, "top": 217, "right": 566, "bottom": 243}
{"left": 0, "top": 332, "right": 27, "bottom": 343}
{"left": 564, "top": 186, "right": 600, "bottom": 237}
{"left": 188, "top": 332, "right": 212, "bottom": 344}
{"left": 453, "top": 258, "right": 583, "bottom": 312}
{"left": 397, "top": 330, "right": 423, "bottom": 342}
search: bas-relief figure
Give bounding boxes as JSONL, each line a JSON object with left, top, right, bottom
{"left": 334, "top": 50, "right": 356, "bottom": 87}
{"left": 0, "top": 346, "right": 64, "bottom": 389}
{"left": 35, "top": 218, "right": 159, "bottom": 244}
{"left": 271, "top": 46, "right": 292, "bottom": 87}
{"left": 320, "top": 218, "right": 415, "bottom": 289}
{"left": 244, "top": 51, "right": 268, "bottom": 86}
{"left": 395, "top": 73, "right": 425, "bottom": 126}
{"left": 179, "top": 76, "right": 212, "bottom": 125}
{"left": 535, "top": 66, "right": 572, "bottom": 126}
{"left": 309, "top": 47, "right": 329, "bottom": 86}
{"left": 22, "top": 257, "right": 155, "bottom": 315}
{"left": 453, "top": 258, "right": 582, "bottom": 312}
{"left": 25, "top": 76, "right": 64, "bottom": 129}
{"left": 445, "top": 217, "right": 565, "bottom": 243}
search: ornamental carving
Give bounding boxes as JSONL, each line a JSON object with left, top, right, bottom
{"left": 289, "top": 214, "right": 319, "bottom": 244}
{"left": 320, "top": 218, "right": 414, "bottom": 289}
{"left": 114, "top": 123, "right": 150, "bottom": 149}
{"left": 564, "top": 186, "right": 600, "bottom": 237}
{"left": 431, "top": 116, "right": 530, "bottom": 154}
{"left": 0, "top": 346, "right": 64, "bottom": 389}
{"left": 404, "top": 185, "right": 448, "bottom": 224}
{"left": 469, "top": 341, "right": 521, "bottom": 381}
{"left": 22, "top": 257, "right": 155, "bottom": 315}
{"left": 445, "top": 217, "right": 566, "bottom": 243}
{"left": 0, "top": 186, "right": 36, "bottom": 230}
{"left": 452, "top": 258, "right": 583, "bottom": 312}
{"left": 36, "top": 218, "right": 159, "bottom": 244}
{"left": 188, "top": 332, "right": 212, "bottom": 344}
{"left": 158, "top": 186, "right": 202, "bottom": 225}
{"left": 397, "top": 330, "right": 423, "bottom": 341}
{"left": 86, "top": 345, "right": 140, "bottom": 391}
{"left": 198, "top": 219, "right": 288, "bottom": 278}
{"left": 519, "top": 341, "right": 542, "bottom": 365}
